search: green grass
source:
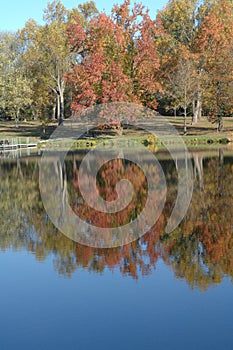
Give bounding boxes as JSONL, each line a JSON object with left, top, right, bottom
{"left": 0, "top": 117, "right": 233, "bottom": 148}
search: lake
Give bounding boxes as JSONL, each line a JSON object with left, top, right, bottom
{"left": 0, "top": 146, "right": 232, "bottom": 349}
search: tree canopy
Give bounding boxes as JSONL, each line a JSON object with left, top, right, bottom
{"left": 0, "top": 0, "right": 232, "bottom": 127}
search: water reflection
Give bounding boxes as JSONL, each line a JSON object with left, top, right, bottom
{"left": 0, "top": 148, "right": 232, "bottom": 290}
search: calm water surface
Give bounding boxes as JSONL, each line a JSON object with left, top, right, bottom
{"left": 0, "top": 147, "right": 232, "bottom": 350}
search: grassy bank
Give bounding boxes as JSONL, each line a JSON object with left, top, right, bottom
{"left": 0, "top": 116, "right": 233, "bottom": 149}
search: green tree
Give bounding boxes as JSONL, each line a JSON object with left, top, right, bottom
{"left": 20, "top": 1, "right": 71, "bottom": 125}
{"left": 0, "top": 32, "right": 32, "bottom": 122}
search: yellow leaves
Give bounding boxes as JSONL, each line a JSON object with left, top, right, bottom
{"left": 146, "top": 135, "right": 157, "bottom": 144}
{"left": 158, "top": 0, "right": 199, "bottom": 47}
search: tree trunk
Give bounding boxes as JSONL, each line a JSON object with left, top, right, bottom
{"left": 192, "top": 91, "right": 202, "bottom": 124}
{"left": 52, "top": 99, "right": 56, "bottom": 121}
{"left": 58, "top": 79, "right": 64, "bottom": 126}
{"left": 57, "top": 95, "right": 60, "bottom": 122}
{"left": 15, "top": 109, "right": 19, "bottom": 128}
{"left": 184, "top": 87, "right": 187, "bottom": 135}
{"left": 59, "top": 91, "right": 64, "bottom": 126}
{"left": 32, "top": 107, "right": 38, "bottom": 121}
{"left": 217, "top": 116, "right": 223, "bottom": 132}
{"left": 184, "top": 110, "right": 187, "bottom": 135}
{"left": 192, "top": 99, "right": 195, "bottom": 122}
{"left": 198, "top": 100, "right": 202, "bottom": 120}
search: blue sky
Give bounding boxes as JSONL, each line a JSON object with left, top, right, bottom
{"left": 0, "top": 0, "right": 168, "bottom": 32}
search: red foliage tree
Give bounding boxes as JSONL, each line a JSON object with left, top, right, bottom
{"left": 67, "top": 0, "right": 162, "bottom": 116}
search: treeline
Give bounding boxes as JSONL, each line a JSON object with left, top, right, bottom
{"left": 0, "top": 0, "right": 232, "bottom": 125}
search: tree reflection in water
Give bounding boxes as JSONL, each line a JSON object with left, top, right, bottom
{"left": 0, "top": 149, "right": 232, "bottom": 290}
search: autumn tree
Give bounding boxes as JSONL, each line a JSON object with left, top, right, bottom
{"left": 194, "top": 0, "right": 233, "bottom": 129}
{"left": 20, "top": 1, "right": 72, "bottom": 124}
{"left": 19, "top": 1, "right": 100, "bottom": 125}
{"left": 67, "top": 0, "right": 162, "bottom": 118}
{"left": 156, "top": 0, "right": 212, "bottom": 123}
{"left": 157, "top": 0, "right": 233, "bottom": 127}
